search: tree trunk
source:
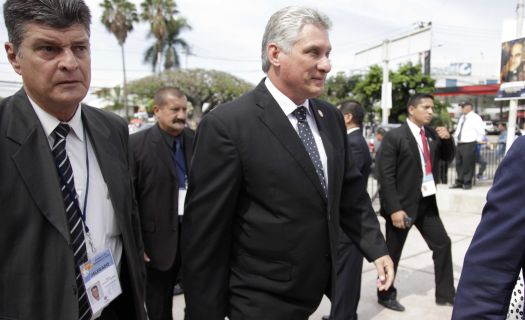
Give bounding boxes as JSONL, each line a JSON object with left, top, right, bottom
{"left": 120, "top": 43, "right": 129, "bottom": 121}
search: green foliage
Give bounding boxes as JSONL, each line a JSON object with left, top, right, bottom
{"left": 351, "top": 62, "right": 435, "bottom": 123}
{"left": 141, "top": 0, "right": 190, "bottom": 72}
{"left": 127, "top": 68, "right": 254, "bottom": 123}
{"left": 100, "top": 0, "right": 138, "bottom": 45}
{"left": 430, "top": 99, "right": 452, "bottom": 129}
{"left": 320, "top": 72, "right": 360, "bottom": 106}
{"left": 93, "top": 86, "right": 123, "bottom": 111}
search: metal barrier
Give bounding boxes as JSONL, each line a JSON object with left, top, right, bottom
{"left": 366, "top": 143, "right": 503, "bottom": 211}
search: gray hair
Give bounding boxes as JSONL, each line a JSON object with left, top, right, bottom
{"left": 261, "top": 6, "right": 331, "bottom": 73}
{"left": 4, "top": 0, "right": 91, "bottom": 53}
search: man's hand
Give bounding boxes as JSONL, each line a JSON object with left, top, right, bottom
{"left": 374, "top": 255, "right": 395, "bottom": 291}
{"left": 436, "top": 126, "right": 450, "bottom": 139}
{"left": 144, "top": 252, "right": 151, "bottom": 262}
{"left": 391, "top": 210, "right": 408, "bottom": 229}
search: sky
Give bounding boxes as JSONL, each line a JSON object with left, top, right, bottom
{"left": 0, "top": 0, "right": 519, "bottom": 105}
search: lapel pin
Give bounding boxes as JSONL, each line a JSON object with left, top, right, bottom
{"left": 318, "top": 109, "right": 324, "bottom": 117}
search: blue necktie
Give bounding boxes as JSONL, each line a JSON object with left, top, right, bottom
{"left": 52, "top": 123, "right": 92, "bottom": 320}
{"left": 174, "top": 136, "right": 187, "bottom": 188}
{"left": 292, "top": 106, "right": 328, "bottom": 197}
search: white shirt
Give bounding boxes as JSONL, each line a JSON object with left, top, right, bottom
{"left": 407, "top": 118, "right": 427, "bottom": 174}
{"left": 29, "top": 98, "right": 123, "bottom": 269}
{"left": 264, "top": 78, "right": 329, "bottom": 187}
{"left": 347, "top": 127, "right": 360, "bottom": 135}
{"left": 454, "top": 110, "right": 485, "bottom": 143}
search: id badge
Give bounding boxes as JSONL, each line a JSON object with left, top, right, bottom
{"left": 421, "top": 173, "right": 436, "bottom": 197}
{"left": 178, "top": 188, "right": 187, "bottom": 216}
{"left": 79, "top": 249, "right": 122, "bottom": 314}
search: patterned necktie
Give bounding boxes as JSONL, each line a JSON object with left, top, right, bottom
{"left": 174, "top": 136, "right": 187, "bottom": 188}
{"left": 420, "top": 128, "right": 432, "bottom": 175}
{"left": 52, "top": 123, "right": 92, "bottom": 320}
{"left": 292, "top": 106, "right": 327, "bottom": 197}
{"left": 457, "top": 115, "right": 466, "bottom": 142}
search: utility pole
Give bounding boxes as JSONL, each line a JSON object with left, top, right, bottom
{"left": 381, "top": 40, "right": 392, "bottom": 125}
{"left": 506, "top": 0, "right": 524, "bottom": 153}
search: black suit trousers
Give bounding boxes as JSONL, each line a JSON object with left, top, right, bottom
{"left": 378, "top": 196, "right": 455, "bottom": 301}
{"left": 332, "top": 229, "right": 362, "bottom": 320}
{"left": 145, "top": 218, "right": 182, "bottom": 320}
{"left": 455, "top": 142, "right": 477, "bottom": 186}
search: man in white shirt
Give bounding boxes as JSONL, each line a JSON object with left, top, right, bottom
{"left": 451, "top": 101, "right": 485, "bottom": 190}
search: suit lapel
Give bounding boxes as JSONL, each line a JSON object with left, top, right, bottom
{"left": 254, "top": 83, "right": 327, "bottom": 201}
{"left": 82, "top": 107, "right": 126, "bottom": 225}
{"left": 151, "top": 124, "right": 178, "bottom": 179}
{"left": 310, "top": 100, "right": 334, "bottom": 200}
{"left": 403, "top": 122, "right": 423, "bottom": 176}
{"left": 7, "top": 89, "right": 70, "bottom": 242}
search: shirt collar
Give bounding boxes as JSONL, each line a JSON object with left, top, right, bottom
{"left": 347, "top": 127, "right": 360, "bottom": 134}
{"left": 407, "top": 118, "right": 423, "bottom": 137}
{"left": 264, "top": 77, "right": 310, "bottom": 116}
{"left": 29, "top": 96, "right": 84, "bottom": 141}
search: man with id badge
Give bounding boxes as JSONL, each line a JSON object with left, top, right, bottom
{"left": 0, "top": 0, "right": 147, "bottom": 319}
{"left": 376, "top": 93, "right": 456, "bottom": 311}
{"left": 130, "top": 87, "right": 194, "bottom": 320}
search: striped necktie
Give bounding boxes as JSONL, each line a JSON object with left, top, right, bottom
{"left": 52, "top": 123, "right": 92, "bottom": 320}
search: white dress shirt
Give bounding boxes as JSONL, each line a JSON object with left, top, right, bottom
{"left": 30, "top": 97, "right": 123, "bottom": 269}
{"left": 407, "top": 118, "right": 427, "bottom": 174}
{"left": 454, "top": 110, "right": 485, "bottom": 143}
{"left": 264, "top": 78, "right": 328, "bottom": 186}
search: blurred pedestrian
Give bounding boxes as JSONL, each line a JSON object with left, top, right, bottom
{"left": 130, "top": 87, "right": 194, "bottom": 320}
{"left": 0, "top": 0, "right": 147, "bottom": 318}
{"left": 376, "top": 93, "right": 456, "bottom": 311}
{"left": 323, "top": 100, "right": 372, "bottom": 320}
{"left": 452, "top": 136, "right": 525, "bottom": 319}
{"left": 451, "top": 101, "right": 485, "bottom": 190}
{"left": 181, "top": 6, "right": 394, "bottom": 319}
{"left": 497, "top": 122, "right": 507, "bottom": 157}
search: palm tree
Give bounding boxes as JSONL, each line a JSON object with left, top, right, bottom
{"left": 144, "top": 16, "right": 191, "bottom": 71}
{"left": 141, "top": 0, "right": 190, "bottom": 73}
{"left": 100, "top": 0, "right": 138, "bottom": 120}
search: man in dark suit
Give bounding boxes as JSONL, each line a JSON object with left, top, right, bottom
{"left": 452, "top": 136, "right": 525, "bottom": 319}
{"left": 130, "top": 87, "right": 194, "bottom": 320}
{"left": 323, "top": 100, "right": 373, "bottom": 320}
{"left": 0, "top": 1, "right": 146, "bottom": 319}
{"left": 376, "top": 93, "right": 456, "bottom": 311}
{"left": 181, "top": 6, "right": 394, "bottom": 320}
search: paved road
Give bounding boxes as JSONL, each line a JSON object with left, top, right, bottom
{"left": 172, "top": 182, "right": 491, "bottom": 320}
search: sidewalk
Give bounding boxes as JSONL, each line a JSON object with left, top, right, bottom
{"left": 172, "top": 182, "right": 492, "bottom": 319}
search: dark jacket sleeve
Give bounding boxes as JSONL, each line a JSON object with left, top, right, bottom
{"left": 452, "top": 137, "right": 525, "bottom": 319}
{"left": 376, "top": 131, "right": 403, "bottom": 215}
{"left": 181, "top": 112, "right": 241, "bottom": 319}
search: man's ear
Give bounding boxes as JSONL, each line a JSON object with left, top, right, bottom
{"left": 5, "top": 42, "right": 21, "bottom": 75}
{"left": 267, "top": 43, "right": 281, "bottom": 68}
{"left": 407, "top": 105, "right": 414, "bottom": 117}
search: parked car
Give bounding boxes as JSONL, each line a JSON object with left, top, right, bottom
{"left": 366, "top": 123, "right": 401, "bottom": 154}
{"left": 484, "top": 121, "right": 499, "bottom": 135}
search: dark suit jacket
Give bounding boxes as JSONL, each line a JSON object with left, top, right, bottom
{"left": 339, "top": 129, "right": 373, "bottom": 245}
{"left": 130, "top": 124, "right": 194, "bottom": 271}
{"left": 181, "top": 80, "right": 388, "bottom": 319}
{"left": 376, "top": 122, "right": 455, "bottom": 218}
{"left": 452, "top": 136, "right": 525, "bottom": 319}
{"left": 0, "top": 89, "right": 147, "bottom": 320}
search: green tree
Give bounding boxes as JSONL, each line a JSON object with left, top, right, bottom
{"left": 320, "top": 72, "right": 361, "bottom": 106}
{"left": 141, "top": 0, "right": 190, "bottom": 73}
{"left": 93, "top": 86, "right": 123, "bottom": 111}
{"left": 100, "top": 0, "right": 139, "bottom": 120}
{"left": 127, "top": 68, "right": 254, "bottom": 125}
{"left": 352, "top": 62, "right": 435, "bottom": 123}
{"left": 144, "top": 16, "right": 191, "bottom": 71}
